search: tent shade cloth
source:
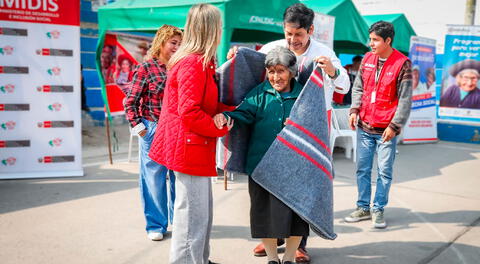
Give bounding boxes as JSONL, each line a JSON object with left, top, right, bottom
{"left": 301, "top": 0, "right": 370, "bottom": 54}
{"left": 97, "top": 0, "right": 300, "bottom": 65}
{"left": 363, "top": 13, "right": 417, "bottom": 54}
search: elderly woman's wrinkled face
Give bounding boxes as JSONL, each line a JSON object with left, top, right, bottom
{"left": 267, "top": 64, "right": 293, "bottom": 93}
{"left": 458, "top": 71, "right": 479, "bottom": 92}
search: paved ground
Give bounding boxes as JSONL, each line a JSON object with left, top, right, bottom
{"left": 1, "top": 124, "right": 479, "bottom": 264}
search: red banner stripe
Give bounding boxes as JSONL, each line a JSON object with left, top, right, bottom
{"left": 286, "top": 119, "right": 331, "bottom": 154}
{"left": 403, "top": 138, "right": 438, "bottom": 142}
{"left": 277, "top": 135, "right": 333, "bottom": 180}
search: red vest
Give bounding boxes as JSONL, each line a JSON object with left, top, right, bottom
{"left": 359, "top": 49, "right": 408, "bottom": 128}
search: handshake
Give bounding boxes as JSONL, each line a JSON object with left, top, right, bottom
{"left": 213, "top": 114, "right": 234, "bottom": 130}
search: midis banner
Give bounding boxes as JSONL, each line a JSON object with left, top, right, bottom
{"left": 0, "top": 0, "right": 82, "bottom": 179}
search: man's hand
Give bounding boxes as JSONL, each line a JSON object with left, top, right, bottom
{"left": 226, "top": 46, "right": 239, "bottom": 60}
{"left": 314, "top": 56, "right": 336, "bottom": 77}
{"left": 381, "top": 127, "right": 396, "bottom": 143}
{"left": 138, "top": 129, "right": 147, "bottom": 137}
{"left": 349, "top": 113, "right": 357, "bottom": 130}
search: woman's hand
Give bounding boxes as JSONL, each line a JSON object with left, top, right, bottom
{"left": 226, "top": 116, "right": 234, "bottom": 131}
{"left": 138, "top": 129, "right": 147, "bottom": 137}
{"left": 213, "top": 114, "right": 228, "bottom": 129}
{"left": 226, "top": 46, "right": 238, "bottom": 60}
{"left": 213, "top": 114, "right": 234, "bottom": 131}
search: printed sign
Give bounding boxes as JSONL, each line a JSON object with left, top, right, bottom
{"left": 0, "top": 0, "right": 82, "bottom": 179}
{"left": 402, "top": 36, "right": 438, "bottom": 144}
{"left": 439, "top": 25, "right": 480, "bottom": 121}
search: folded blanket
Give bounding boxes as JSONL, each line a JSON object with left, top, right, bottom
{"left": 251, "top": 66, "right": 336, "bottom": 240}
{"left": 216, "top": 47, "right": 266, "bottom": 173}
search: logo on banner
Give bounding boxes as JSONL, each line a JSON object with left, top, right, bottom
{"left": 0, "top": 45, "right": 14, "bottom": 55}
{"left": 48, "top": 102, "right": 62, "bottom": 111}
{"left": 1, "top": 121, "right": 16, "bottom": 130}
{"left": 36, "top": 48, "right": 73, "bottom": 57}
{"left": 37, "top": 120, "right": 74, "bottom": 128}
{"left": 1, "top": 84, "right": 15, "bottom": 93}
{"left": 38, "top": 155, "right": 75, "bottom": 163}
{"left": 1, "top": 157, "right": 16, "bottom": 166}
{"left": 47, "top": 67, "right": 61, "bottom": 76}
{"left": 49, "top": 137, "right": 63, "bottom": 147}
{"left": 46, "top": 30, "right": 60, "bottom": 39}
{"left": 37, "top": 85, "right": 74, "bottom": 93}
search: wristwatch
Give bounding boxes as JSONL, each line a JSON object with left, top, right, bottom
{"left": 329, "top": 68, "right": 339, "bottom": 80}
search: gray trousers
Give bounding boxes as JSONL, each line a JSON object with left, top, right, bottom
{"left": 169, "top": 172, "right": 213, "bottom": 264}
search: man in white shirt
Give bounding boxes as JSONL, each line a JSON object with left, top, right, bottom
{"left": 227, "top": 3, "right": 350, "bottom": 263}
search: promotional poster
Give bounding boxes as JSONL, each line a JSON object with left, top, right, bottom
{"left": 99, "top": 32, "right": 152, "bottom": 115}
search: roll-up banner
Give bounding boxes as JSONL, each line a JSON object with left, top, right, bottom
{"left": 439, "top": 25, "right": 480, "bottom": 122}
{"left": 0, "top": 0, "right": 83, "bottom": 179}
{"left": 402, "top": 36, "right": 438, "bottom": 144}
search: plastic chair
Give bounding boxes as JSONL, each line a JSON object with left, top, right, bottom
{"left": 330, "top": 108, "right": 357, "bottom": 162}
{"left": 128, "top": 126, "right": 138, "bottom": 162}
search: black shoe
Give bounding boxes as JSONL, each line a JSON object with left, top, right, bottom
{"left": 208, "top": 261, "right": 219, "bottom": 264}
{"left": 283, "top": 261, "right": 295, "bottom": 264}
{"left": 267, "top": 261, "right": 280, "bottom": 264}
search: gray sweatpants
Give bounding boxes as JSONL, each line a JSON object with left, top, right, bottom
{"left": 169, "top": 171, "right": 213, "bottom": 264}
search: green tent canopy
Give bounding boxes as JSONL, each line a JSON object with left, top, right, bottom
{"left": 363, "top": 13, "right": 417, "bottom": 54}
{"left": 96, "top": 0, "right": 299, "bottom": 116}
{"left": 301, "top": 0, "right": 369, "bottom": 54}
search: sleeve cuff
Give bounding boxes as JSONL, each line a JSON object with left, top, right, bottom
{"left": 132, "top": 122, "right": 146, "bottom": 135}
{"left": 388, "top": 122, "right": 402, "bottom": 135}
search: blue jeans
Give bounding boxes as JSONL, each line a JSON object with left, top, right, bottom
{"left": 139, "top": 119, "right": 176, "bottom": 234}
{"left": 355, "top": 127, "right": 397, "bottom": 212}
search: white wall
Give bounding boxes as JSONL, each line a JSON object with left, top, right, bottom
{"left": 353, "top": 0, "right": 480, "bottom": 53}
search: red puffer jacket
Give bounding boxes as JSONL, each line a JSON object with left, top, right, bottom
{"left": 149, "top": 54, "right": 230, "bottom": 177}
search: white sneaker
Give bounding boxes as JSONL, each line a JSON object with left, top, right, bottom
{"left": 147, "top": 232, "right": 164, "bottom": 241}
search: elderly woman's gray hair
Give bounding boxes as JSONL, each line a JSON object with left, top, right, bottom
{"left": 458, "top": 68, "right": 480, "bottom": 78}
{"left": 265, "top": 46, "right": 297, "bottom": 76}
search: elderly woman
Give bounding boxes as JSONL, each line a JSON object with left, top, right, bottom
{"left": 440, "top": 68, "right": 480, "bottom": 109}
{"left": 214, "top": 46, "right": 309, "bottom": 264}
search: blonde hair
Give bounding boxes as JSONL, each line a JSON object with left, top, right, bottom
{"left": 147, "top": 25, "right": 183, "bottom": 61}
{"left": 168, "top": 4, "right": 222, "bottom": 69}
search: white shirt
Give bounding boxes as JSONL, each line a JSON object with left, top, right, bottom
{"left": 259, "top": 38, "right": 350, "bottom": 111}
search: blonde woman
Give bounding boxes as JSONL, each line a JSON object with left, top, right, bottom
{"left": 124, "top": 25, "right": 182, "bottom": 241}
{"left": 149, "top": 4, "right": 233, "bottom": 263}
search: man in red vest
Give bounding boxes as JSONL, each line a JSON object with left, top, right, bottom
{"left": 345, "top": 21, "right": 412, "bottom": 229}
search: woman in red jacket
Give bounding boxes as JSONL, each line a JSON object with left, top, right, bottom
{"left": 149, "top": 4, "right": 232, "bottom": 264}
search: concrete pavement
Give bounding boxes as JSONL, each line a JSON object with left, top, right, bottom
{"left": 1, "top": 124, "right": 479, "bottom": 264}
